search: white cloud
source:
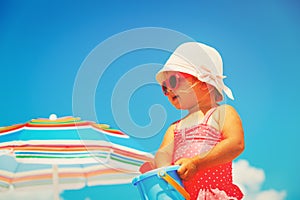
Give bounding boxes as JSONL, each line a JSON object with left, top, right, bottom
{"left": 233, "top": 159, "right": 287, "bottom": 200}
{"left": 256, "top": 189, "right": 287, "bottom": 200}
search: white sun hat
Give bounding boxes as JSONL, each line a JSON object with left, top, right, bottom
{"left": 156, "top": 42, "right": 234, "bottom": 101}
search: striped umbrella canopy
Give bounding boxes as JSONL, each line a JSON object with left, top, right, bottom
{"left": 0, "top": 115, "right": 153, "bottom": 199}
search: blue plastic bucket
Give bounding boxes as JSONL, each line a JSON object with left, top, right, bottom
{"left": 132, "top": 165, "right": 186, "bottom": 200}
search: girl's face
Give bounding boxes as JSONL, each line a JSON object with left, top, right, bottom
{"left": 161, "top": 72, "right": 202, "bottom": 110}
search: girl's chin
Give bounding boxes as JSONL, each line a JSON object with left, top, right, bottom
{"left": 172, "top": 104, "right": 182, "bottom": 109}
{"left": 172, "top": 102, "right": 189, "bottom": 110}
{"left": 171, "top": 101, "right": 181, "bottom": 109}
{"left": 172, "top": 102, "right": 199, "bottom": 111}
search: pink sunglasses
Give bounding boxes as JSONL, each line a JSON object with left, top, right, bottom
{"left": 161, "top": 73, "right": 195, "bottom": 95}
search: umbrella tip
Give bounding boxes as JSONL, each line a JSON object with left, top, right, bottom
{"left": 49, "top": 114, "right": 57, "bottom": 120}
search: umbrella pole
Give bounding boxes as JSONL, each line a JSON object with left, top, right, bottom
{"left": 52, "top": 164, "right": 60, "bottom": 200}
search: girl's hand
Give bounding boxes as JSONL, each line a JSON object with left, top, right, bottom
{"left": 175, "top": 157, "right": 199, "bottom": 181}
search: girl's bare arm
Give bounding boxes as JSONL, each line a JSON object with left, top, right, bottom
{"left": 154, "top": 124, "right": 175, "bottom": 168}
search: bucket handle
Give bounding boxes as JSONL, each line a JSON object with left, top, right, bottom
{"left": 158, "top": 170, "right": 191, "bottom": 200}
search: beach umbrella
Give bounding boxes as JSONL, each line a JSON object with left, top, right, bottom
{"left": 0, "top": 115, "right": 153, "bottom": 199}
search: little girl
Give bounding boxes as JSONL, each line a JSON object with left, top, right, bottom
{"left": 140, "top": 42, "right": 244, "bottom": 200}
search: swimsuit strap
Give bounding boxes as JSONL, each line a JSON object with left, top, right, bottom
{"left": 202, "top": 107, "right": 218, "bottom": 124}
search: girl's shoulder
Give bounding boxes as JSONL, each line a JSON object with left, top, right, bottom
{"left": 214, "top": 104, "right": 239, "bottom": 117}
{"left": 213, "top": 104, "right": 241, "bottom": 130}
{"left": 170, "top": 119, "right": 181, "bottom": 133}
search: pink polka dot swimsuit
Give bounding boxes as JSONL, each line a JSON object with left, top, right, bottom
{"left": 172, "top": 107, "right": 243, "bottom": 200}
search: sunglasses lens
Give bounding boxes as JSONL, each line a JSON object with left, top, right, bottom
{"left": 169, "top": 75, "right": 178, "bottom": 89}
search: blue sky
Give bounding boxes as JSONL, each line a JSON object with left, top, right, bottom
{"left": 1, "top": 0, "right": 299, "bottom": 199}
